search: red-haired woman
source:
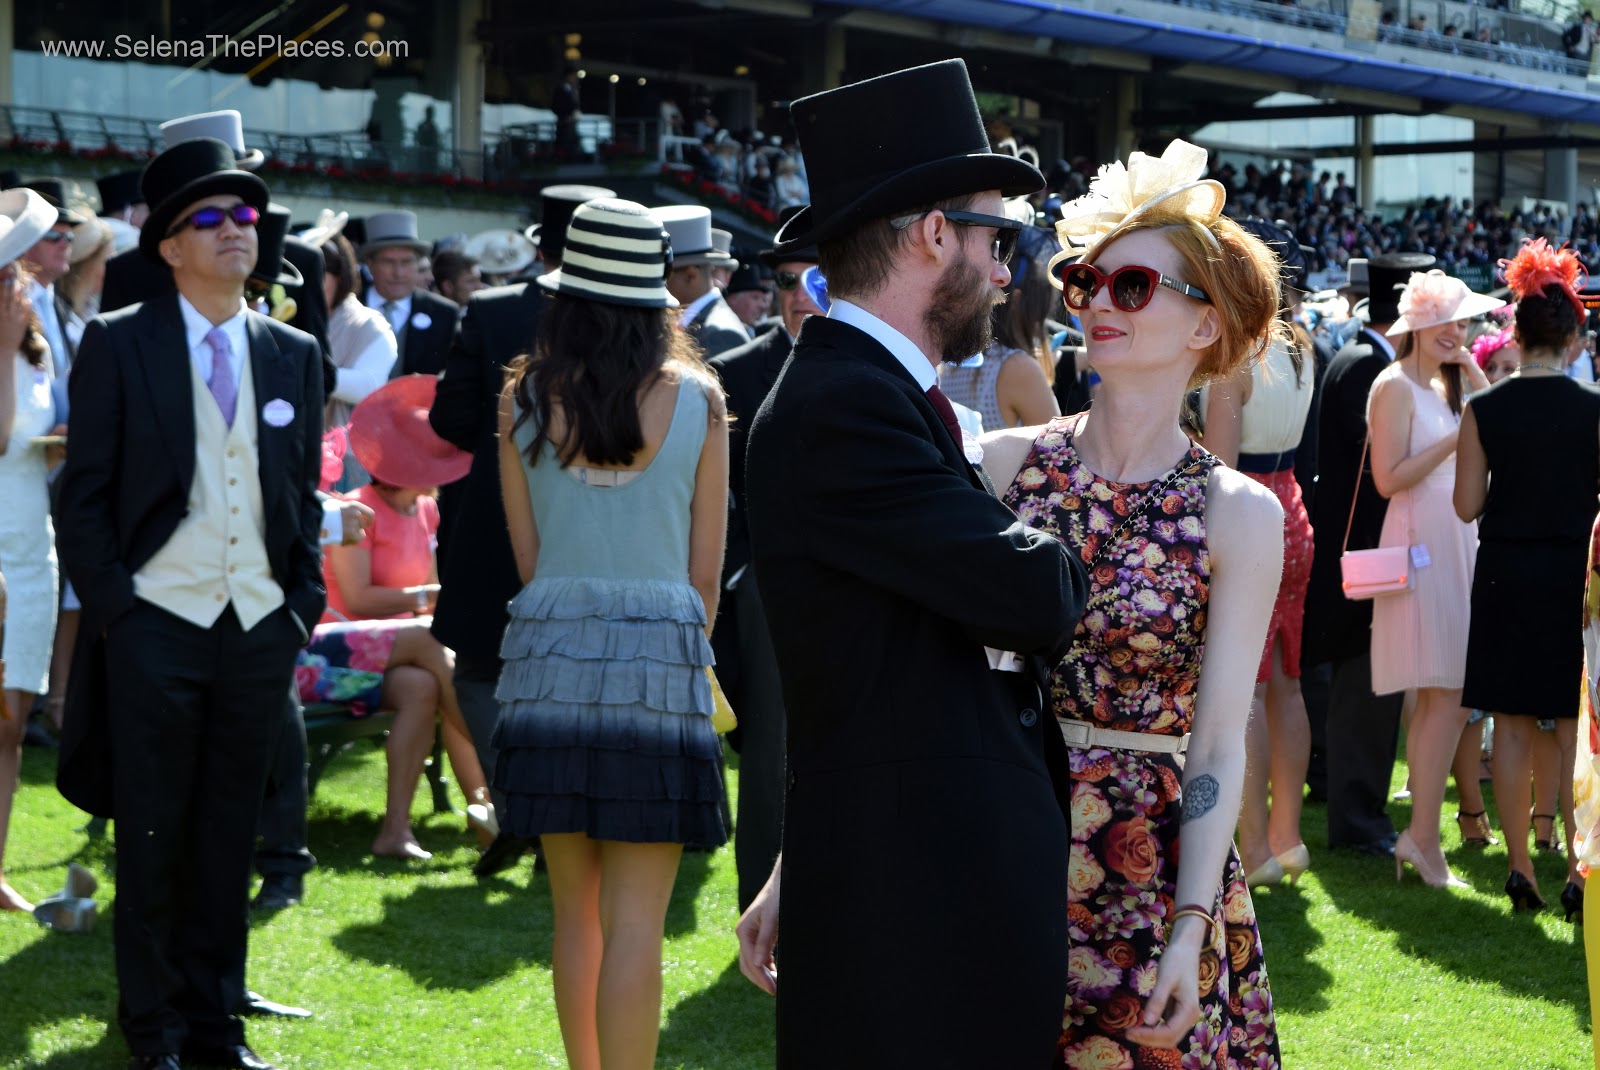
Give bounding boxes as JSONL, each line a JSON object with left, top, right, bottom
{"left": 986, "top": 141, "right": 1283, "bottom": 1069}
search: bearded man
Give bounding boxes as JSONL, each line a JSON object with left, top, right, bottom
{"left": 733, "top": 59, "right": 1088, "bottom": 1068}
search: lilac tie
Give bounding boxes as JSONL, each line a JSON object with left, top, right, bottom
{"left": 205, "top": 326, "right": 236, "bottom": 428}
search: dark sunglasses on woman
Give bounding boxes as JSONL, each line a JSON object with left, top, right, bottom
{"left": 166, "top": 203, "right": 261, "bottom": 238}
{"left": 1059, "top": 262, "right": 1210, "bottom": 313}
{"left": 889, "top": 209, "right": 1023, "bottom": 266}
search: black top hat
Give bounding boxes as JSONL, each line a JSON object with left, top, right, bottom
{"left": 249, "top": 204, "right": 304, "bottom": 288}
{"left": 773, "top": 59, "right": 1043, "bottom": 254}
{"left": 96, "top": 170, "right": 145, "bottom": 216}
{"left": 726, "top": 261, "right": 767, "bottom": 294}
{"left": 1365, "top": 252, "right": 1437, "bottom": 324}
{"left": 1236, "top": 217, "right": 1316, "bottom": 292}
{"left": 139, "top": 137, "right": 269, "bottom": 263}
{"left": 760, "top": 204, "right": 819, "bottom": 268}
{"left": 535, "top": 183, "right": 616, "bottom": 264}
{"left": 21, "top": 178, "right": 87, "bottom": 226}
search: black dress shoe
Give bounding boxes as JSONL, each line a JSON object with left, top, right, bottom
{"left": 250, "top": 874, "right": 302, "bottom": 911}
{"left": 1334, "top": 835, "right": 1397, "bottom": 858}
{"left": 22, "top": 713, "right": 58, "bottom": 748}
{"left": 472, "top": 831, "right": 535, "bottom": 878}
{"left": 128, "top": 1056, "right": 181, "bottom": 1070}
{"left": 184, "top": 1043, "right": 279, "bottom": 1070}
{"left": 239, "top": 990, "right": 312, "bottom": 1018}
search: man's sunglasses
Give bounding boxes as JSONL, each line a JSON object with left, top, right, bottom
{"left": 1059, "top": 263, "right": 1210, "bottom": 313}
{"left": 167, "top": 203, "right": 261, "bottom": 238}
{"left": 888, "top": 209, "right": 1023, "bottom": 266}
{"left": 36, "top": 230, "right": 71, "bottom": 244}
{"left": 774, "top": 270, "right": 804, "bottom": 291}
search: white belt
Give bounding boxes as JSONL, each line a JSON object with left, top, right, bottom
{"left": 1059, "top": 720, "right": 1189, "bottom": 755}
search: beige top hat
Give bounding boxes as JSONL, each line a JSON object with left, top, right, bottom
{"left": 0, "top": 188, "right": 58, "bottom": 269}
{"left": 359, "top": 210, "right": 429, "bottom": 259}
{"left": 160, "top": 110, "right": 264, "bottom": 171}
{"left": 465, "top": 228, "right": 537, "bottom": 275}
{"left": 649, "top": 205, "right": 737, "bottom": 268}
{"left": 298, "top": 208, "right": 349, "bottom": 250}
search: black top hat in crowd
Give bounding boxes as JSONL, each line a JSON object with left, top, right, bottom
{"left": 1364, "top": 252, "right": 1437, "bottom": 324}
{"left": 22, "top": 178, "right": 87, "bottom": 226}
{"left": 1236, "top": 217, "right": 1317, "bottom": 292}
{"left": 534, "top": 184, "right": 616, "bottom": 264}
{"left": 249, "top": 204, "right": 304, "bottom": 288}
{"left": 726, "top": 260, "right": 767, "bottom": 294}
{"left": 96, "top": 170, "right": 145, "bottom": 216}
{"left": 760, "top": 204, "right": 819, "bottom": 268}
{"left": 139, "top": 137, "right": 269, "bottom": 263}
{"left": 772, "top": 59, "right": 1044, "bottom": 255}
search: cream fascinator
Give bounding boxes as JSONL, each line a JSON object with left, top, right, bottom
{"left": 1047, "top": 139, "right": 1226, "bottom": 289}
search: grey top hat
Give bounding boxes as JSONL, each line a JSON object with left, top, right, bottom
{"left": 1340, "top": 258, "right": 1369, "bottom": 296}
{"left": 650, "top": 205, "right": 736, "bottom": 267}
{"left": 161, "top": 110, "right": 265, "bottom": 171}
{"left": 359, "top": 210, "right": 429, "bottom": 259}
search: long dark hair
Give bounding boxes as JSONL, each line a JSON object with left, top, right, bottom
{"left": 1396, "top": 331, "right": 1464, "bottom": 416}
{"left": 510, "top": 293, "right": 703, "bottom": 466}
{"left": 5, "top": 262, "right": 47, "bottom": 369}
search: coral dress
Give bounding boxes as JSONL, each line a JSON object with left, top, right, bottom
{"left": 1002, "top": 417, "right": 1281, "bottom": 1070}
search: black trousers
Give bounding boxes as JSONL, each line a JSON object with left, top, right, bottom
{"left": 254, "top": 688, "right": 315, "bottom": 881}
{"left": 1324, "top": 651, "right": 1405, "bottom": 846}
{"left": 733, "top": 577, "right": 787, "bottom": 912}
{"left": 106, "top": 600, "right": 299, "bottom": 1056}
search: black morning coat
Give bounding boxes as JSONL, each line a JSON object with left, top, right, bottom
{"left": 744, "top": 314, "right": 1089, "bottom": 1069}
{"left": 1303, "top": 327, "right": 1394, "bottom": 666}
{"left": 389, "top": 288, "right": 461, "bottom": 377}
{"left": 52, "top": 294, "right": 326, "bottom": 816}
{"left": 427, "top": 282, "right": 538, "bottom": 663}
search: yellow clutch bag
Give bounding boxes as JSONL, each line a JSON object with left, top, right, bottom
{"left": 707, "top": 668, "right": 737, "bottom": 735}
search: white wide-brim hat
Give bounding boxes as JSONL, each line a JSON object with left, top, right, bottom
{"left": 465, "top": 228, "right": 536, "bottom": 275}
{"left": 0, "top": 188, "right": 59, "bottom": 270}
{"left": 537, "top": 198, "right": 677, "bottom": 309}
{"left": 1386, "top": 269, "right": 1507, "bottom": 336}
{"left": 299, "top": 208, "right": 349, "bottom": 250}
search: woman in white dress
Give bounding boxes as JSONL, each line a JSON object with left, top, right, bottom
{"left": 0, "top": 187, "right": 63, "bottom": 913}
{"left": 1367, "top": 269, "right": 1499, "bottom": 890}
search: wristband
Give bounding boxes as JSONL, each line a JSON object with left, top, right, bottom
{"left": 319, "top": 498, "right": 345, "bottom": 547}
{"left": 1167, "top": 904, "right": 1217, "bottom": 944}
{"left": 414, "top": 588, "right": 429, "bottom": 613}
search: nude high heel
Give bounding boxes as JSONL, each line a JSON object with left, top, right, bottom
{"left": 1274, "top": 844, "right": 1311, "bottom": 885}
{"left": 1394, "top": 830, "right": 1469, "bottom": 889}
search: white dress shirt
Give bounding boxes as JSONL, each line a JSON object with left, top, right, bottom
{"left": 678, "top": 287, "right": 720, "bottom": 329}
{"left": 366, "top": 286, "right": 413, "bottom": 337}
{"left": 826, "top": 297, "right": 937, "bottom": 390}
{"left": 28, "top": 281, "right": 68, "bottom": 377}
{"left": 178, "top": 294, "right": 249, "bottom": 389}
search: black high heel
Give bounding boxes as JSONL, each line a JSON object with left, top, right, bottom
{"left": 1533, "top": 813, "right": 1562, "bottom": 854}
{"left": 1560, "top": 881, "right": 1584, "bottom": 924}
{"left": 1455, "top": 809, "right": 1497, "bottom": 847}
{"left": 1505, "top": 870, "right": 1547, "bottom": 913}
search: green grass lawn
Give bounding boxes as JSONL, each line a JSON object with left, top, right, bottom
{"left": 0, "top": 741, "right": 1590, "bottom": 1069}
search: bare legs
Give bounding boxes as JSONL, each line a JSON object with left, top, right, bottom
{"left": 542, "top": 832, "right": 684, "bottom": 1070}
{"left": 0, "top": 688, "right": 33, "bottom": 911}
{"left": 1451, "top": 718, "right": 1492, "bottom": 841}
{"left": 1237, "top": 637, "right": 1310, "bottom": 879}
{"left": 45, "top": 609, "right": 78, "bottom": 731}
{"left": 1398, "top": 685, "right": 1470, "bottom": 883}
{"left": 371, "top": 666, "right": 440, "bottom": 860}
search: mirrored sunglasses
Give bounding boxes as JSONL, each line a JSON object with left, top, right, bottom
{"left": 888, "top": 209, "right": 1024, "bottom": 266}
{"left": 1060, "top": 262, "right": 1210, "bottom": 313}
{"left": 167, "top": 203, "right": 260, "bottom": 238}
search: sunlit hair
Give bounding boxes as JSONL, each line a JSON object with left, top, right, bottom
{"left": 1086, "top": 200, "right": 1286, "bottom": 388}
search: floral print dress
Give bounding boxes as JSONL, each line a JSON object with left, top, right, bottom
{"left": 1002, "top": 417, "right": 1281, "bottom": 1070}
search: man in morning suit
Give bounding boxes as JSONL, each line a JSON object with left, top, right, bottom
{"left": 428, "top": 182, "right": 613, "bottom": 876}
{"left": 733, "top": 60, "right": 1088, "bottom": 1068}
{"left": 705, "top": 216, "right": 824, "bottom": 912}
{"left": 1303, "top": 252, "right": 1436, "bottom": 857}
{"left": 361, "top": 209, "right": 458, "bottom": 376}
{"left": 651, "top": 204, "right": 748, "bottom": 358}
{"left": 54, "top": 137, "right": 324, "bottom": 1070}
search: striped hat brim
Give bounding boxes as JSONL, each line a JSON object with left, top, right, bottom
{"left": 535, "top": 198, "right": 676, "bottom": 308}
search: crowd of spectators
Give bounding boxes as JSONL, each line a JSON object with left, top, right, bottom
{"left": 664, "top": 101, "right": 811, "bottom": 216}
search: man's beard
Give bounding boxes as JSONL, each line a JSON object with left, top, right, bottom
{"left": 925, "top": 253, "right": 1001, "bottom": 365}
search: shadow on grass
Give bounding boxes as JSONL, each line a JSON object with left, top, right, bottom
{"left": 658, "top": 960, "right": 777, "bottom": 1070}
{"left": 1249, "top": 877, "right": 1334, "bottom": 1014}
{"left": 0, "top": 924, "right": 118, "bottom": 1068}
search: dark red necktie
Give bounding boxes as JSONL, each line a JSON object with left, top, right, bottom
{"left": 925, "top": 384, "right": 963, "bottom": 444}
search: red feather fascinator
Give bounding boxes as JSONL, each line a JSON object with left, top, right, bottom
{"left": 1500, "top": 237, "right": 1587, "bottom": 323}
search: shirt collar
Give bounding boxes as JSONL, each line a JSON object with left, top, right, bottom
{"left": 678, "top": 287, "right": 721, "bottom": 327}
{"left": 177, "top": 292, "right": 248, "bottom": 352}
{"left": 367, "top": 287, "right": 412, "bottom": 313}
{"left": 827, "top": 298, "right": 937, "bottom": 391}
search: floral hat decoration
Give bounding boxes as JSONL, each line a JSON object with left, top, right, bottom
{"left": 1047, "top": 139, "right": 1226, "bottom": 288}
{"left": 1470, "top": 326, "right": 1516, "bottom": 370}
{"left": 1386, "top": 269, "right": 1506, "bottom": 337}
{"left": 1500, "top": 237, "right": 1588, "bottom": 324}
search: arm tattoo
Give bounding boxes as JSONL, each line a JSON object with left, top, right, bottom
{"left": 1181, "top": 774, "right": 1220, "bottom": 823}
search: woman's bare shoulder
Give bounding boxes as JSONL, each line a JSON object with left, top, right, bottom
{"left": 1205, "top": 465, "right": 1284, "bottom": 563}
{"left": 981, "top": 422, "right": 1055, "bottom": 492}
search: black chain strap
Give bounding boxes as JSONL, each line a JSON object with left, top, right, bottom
{"left": 1084, "top": 455, "right": 1211, "bottom": 573}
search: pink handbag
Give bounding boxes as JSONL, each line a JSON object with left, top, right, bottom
{"left": 1339, "top": 429, "right": 1414, "bottom": 601}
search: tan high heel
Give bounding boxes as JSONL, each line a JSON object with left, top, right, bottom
{"left": 1394, "top": 830, "right": 1468, "bottom": 889}
{"left": 1274, "top": 844, "right": 1311, "bottom": 885}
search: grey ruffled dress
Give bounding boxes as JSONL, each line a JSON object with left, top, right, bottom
{"left": 493, "top": 377, "right": 729, "bottom": 846}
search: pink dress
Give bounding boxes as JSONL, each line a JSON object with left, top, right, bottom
{"left": 322, "top": 484, "right": 439, "bottom": 624}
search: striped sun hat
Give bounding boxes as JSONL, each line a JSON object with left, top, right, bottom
{"left": 536, "top": 198, "right": 677, "bottom": 308}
